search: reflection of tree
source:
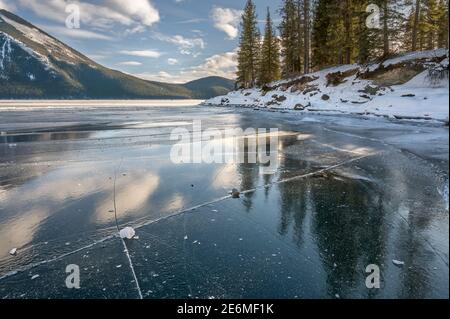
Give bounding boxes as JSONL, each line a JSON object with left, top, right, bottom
{"left": 394, "top": 201, "right": 438, "bottom": 298}
{"left": 277, "top": 157, "right": 312, "bottom": 247}
{"left": 237, "top": 160, "right": 259, "bottom": 212}
{"left": 310, "top": 179, "right": 388, "bottom": 298}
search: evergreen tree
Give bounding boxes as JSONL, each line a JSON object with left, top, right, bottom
{"left": 311, "top": 0, "right": 333, "bottom": 69}
{"left": 436, "top": 0, "right": 449, "bottom": 49}
{"left": 236, "top": 0, "right": 261, "bottom": 89}
{"left": 259, "top": 8, "right": 281, "bottom": 85}
{"left": 279, "top": 0, "right": 302, "bottom": 76}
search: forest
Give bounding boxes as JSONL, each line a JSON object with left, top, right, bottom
{"left": 237, "top": 0, "right": 449, "bottom": 88}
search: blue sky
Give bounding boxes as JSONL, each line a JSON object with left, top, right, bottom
{"left": 0, "top": 0, "right": 282, "bottom": 83}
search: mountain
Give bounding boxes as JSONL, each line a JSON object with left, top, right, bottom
{"left": 0, "top": 10, "right": 234, "bottom": 99}
{"left": 183, "top": 76, "right": 236, "bottom": 99}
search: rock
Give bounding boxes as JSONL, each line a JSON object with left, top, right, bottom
{"left": 359, "top": 85, "right": 380, "bottom": 96}
{"left": 392, "top": 259, "right": 405, "bottom": 267}
{"left": 340, "top": 99, "right": 349, "bottom": 103}
{"left": 231, "top": 188, "right": 240, "bottom": 198}
{"left": 119, "top": 227, "right": 136, "bottom": 239}
{"left": 9, "top": 248, "right": 17, "bottom": 256}
{"left": 321, "top": 94, "right": 330, "bottom": 101}
{"left": 272, "top": 95, "right": 287, "bottom": 102}
{"left": 294, "top": 103, "right": 310, "bottom": 110}
{"left": 303, "top": 86, "right": 319, "bottom": 95}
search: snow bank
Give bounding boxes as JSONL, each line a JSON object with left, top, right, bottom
{"left": 204, "top": 49, "right": 449, "bottom": 122}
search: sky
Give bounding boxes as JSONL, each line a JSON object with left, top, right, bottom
{"left": 0, "top": 0, "right": 282, "bottom": 83}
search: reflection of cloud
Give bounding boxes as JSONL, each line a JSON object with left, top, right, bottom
{"left": 0, "top": 208, "right": 48, "bottom": 258}
{"left": 164, "top": 193, "right": 185, "bottom": 212}
{"left": 212, "top": 164, "right": 239, "bottom": 190}
{"left": 0, "top": 166, "right": 160, "bottom": 257}
{"left": 94, "top": 172, "right": 160, "bottom": 224}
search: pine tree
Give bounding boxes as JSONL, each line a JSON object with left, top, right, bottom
{"left": 311, "top": 0, "right": 333, "bottom": 69}
{"left": 259, "top": 8, "right": 282, "bottom": 85}
{"left": 411, "top": 0, "right": 421, "bottom": 50}
{"left": 236, "top": 0, "right": 261, "bottom": 89}
{"left": 436, "top": 0, "right": 449, "bottom": 48}
{"left": 279, "top": 0, "right": 302, "bottom": 76}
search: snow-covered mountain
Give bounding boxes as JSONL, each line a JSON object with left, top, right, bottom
{"left": 0, "top": 9, "right": 234, "bottom": 99}
{"left": 205, "top": 49, "right": 449, "bottom": 122}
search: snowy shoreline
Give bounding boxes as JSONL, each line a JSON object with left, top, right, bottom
{"left": 202, "top": 102, "right": 449, "bottom": 125}
{"left": 204, "top": 49, "right": 449, "bottom": 124}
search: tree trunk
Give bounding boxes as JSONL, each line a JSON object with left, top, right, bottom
{"left": 297, "top": 0, "right": 303, "bottom": 74}
{"left": 382, "top": 0, "right": 389, "bottom": 57}
{"left": 304, "top": 0, "right": 310, "bottom": 74}
{"left": 412, "top": 0, "right": 421, "bottom": 51}
{"left": 343, "top": 0, "right": 352, "bottom": 64}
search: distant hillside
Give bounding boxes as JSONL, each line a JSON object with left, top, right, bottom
{"left": 0, "top": 10, "right": 233, "bottom": 100}
{"left": 183, "top": 76, "right": 236, "bottom": 99}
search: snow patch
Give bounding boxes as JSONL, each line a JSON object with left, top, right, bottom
{"left": 0, "top": 33, "right": 12, "bottom": 70}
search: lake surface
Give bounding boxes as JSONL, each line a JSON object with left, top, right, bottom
{"left": 0, "top": 101, "right": 448, "bottom": 299}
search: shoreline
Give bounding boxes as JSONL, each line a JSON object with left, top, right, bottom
{"left": 201, "top": 102, "right": 450, "bottom": 126}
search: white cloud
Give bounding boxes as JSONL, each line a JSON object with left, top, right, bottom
{"left": 42, "top": 25, "right": 114, "bottom": 40}
{"left": 153, "top": 33, "right": 205, "bottom": 56}
{"left": 136, "top": 50, "right": 237, "bottom": 83}
{"left": 168, "top": 58, "right": 179, "bottom": 65}
{"left": 16, "top": 0, "right": 160, "bottom": 30}
{"left": 108, "top": 0, "right": 159, "bottom": 26}
{"left": 211, "top": 7, "right": 242, "bottom": 40}
{"left": 188, "top": 50, "right": 237, "bottom": 77}
{"left": 119, "top": 61, "right": 143, "bottom": 66}
{"left": 120, "top": 50, "right": 161, "bottom": 58}
{"left": 0, "top": 0, "right": 15, "bottom": 11}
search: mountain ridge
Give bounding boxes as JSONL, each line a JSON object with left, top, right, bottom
{"left": 0, "top": 9, "right": 235, "bottom": 100}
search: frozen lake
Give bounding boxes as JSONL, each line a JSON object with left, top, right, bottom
{"left": 0, "top": 101, "right": 448, "bottom": 299}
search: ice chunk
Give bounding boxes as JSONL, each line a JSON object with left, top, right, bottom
{"left": 120, "top": 227, "right": 136, "bottom": 239}
{"left": 9, "top": 248, "right": 17, "bottom": 256}
{"left": 31, "top": 275, "right": 39, "bottom": 280}
{"left": 392, "top": 259, "right": 405, "bottom": 267}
